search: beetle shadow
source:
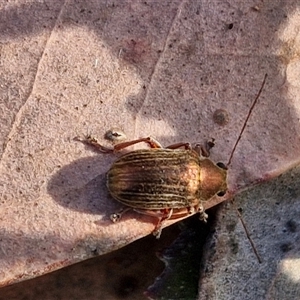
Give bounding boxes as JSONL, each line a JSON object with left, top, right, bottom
{"left": 47, "top": 155, "right": 114, "bottom": 217}
{"left": 47, "top": 154, "right": 161, "bottom": 228}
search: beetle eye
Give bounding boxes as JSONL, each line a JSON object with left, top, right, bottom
{"left": 216, "top": 162, "right": 228, "bottom": 170}
{"left": 217, "top": 191, "right": 226, "bottom": 197}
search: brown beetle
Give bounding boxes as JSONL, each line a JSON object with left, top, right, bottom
{"left": 84, "top": 74, "right": 267, "bottom": 238}
{"left": 86, "top": 136, "right": 227, "bottom": 237}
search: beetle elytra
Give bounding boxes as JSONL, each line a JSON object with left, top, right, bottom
{"left": 84, "top": 74, "right": 267, "bottom": 238}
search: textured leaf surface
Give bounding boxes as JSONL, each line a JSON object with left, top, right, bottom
{"left": 0, "top": 0, "right": 300, "bottom": 289}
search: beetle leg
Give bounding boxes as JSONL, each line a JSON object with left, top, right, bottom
{"left": 131, "top": 208, "right": 173, "bottom": 239}
{"left": 114, "top": 137, "right": 163, "bottom": 151}
{"left": 110, "top": 207, "right": 173, "bottom": 238}
{"left": 166, "top": 142, "right": 192, "bottom": 150}
{"left": 197, "top": 203, "right": 208, "bottom": 222}
{"left": 81, "top": 136, "right": 163, "bottom": 153}
{"left": 194, "top": 138, "right": 215, "bottom": 157}
{"left": 152, "top": 208, "right": 173, "bottom": 239}
{"left": 110, "top": 205, "right": 207, "bottom": 238}
{"left": 76, "top": 136, "right": 114, "bottom": 153}
{"left": 153, "top": 205, "right": 208, "bottom": 237}
{"left": 161, "top": 204, "right": 208, "bottom": 222}
{"left": 193, "top": 144, "right": 209, "bottom": 157}
{"left": 167, "top": 208, "right": 191, "bottom": 219}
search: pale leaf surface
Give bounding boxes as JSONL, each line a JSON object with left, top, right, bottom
{"left": 0, "top": 0, "right": 300, "bottom": 288}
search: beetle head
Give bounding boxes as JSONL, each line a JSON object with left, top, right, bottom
{"left": 199, "top": 158, "right": 227, "bottom": 200}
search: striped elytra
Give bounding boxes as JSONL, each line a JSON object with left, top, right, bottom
{"left": 107, "top": 148, "right": 227, "bottom": 210}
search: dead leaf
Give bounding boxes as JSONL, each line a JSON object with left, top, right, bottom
{"left": 1, "top": 0, "right": 300, "bottom": 287}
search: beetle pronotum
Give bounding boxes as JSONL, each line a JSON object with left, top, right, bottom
{"left": 84, "top": 74, "right": 267, "bottom": 238}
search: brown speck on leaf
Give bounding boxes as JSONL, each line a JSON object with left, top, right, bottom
{"left": 227, "top": 23, "right": 234, "bottom": 30}
{"left": 213, "top": 109, "right": 230, "bottom": 126}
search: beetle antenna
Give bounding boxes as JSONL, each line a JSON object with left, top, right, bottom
{"left": 231, "top": 199, "right": 263, "bottom": 263}
{"left": 225, "top": 74, "right": 268, "bottom": 263}
{"left": 227, "top": 74, "right": 268, "bottom": 167}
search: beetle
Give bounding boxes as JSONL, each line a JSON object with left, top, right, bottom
{"left": 85, "top": 136, "right": 227, "bottom": 237}
{"left": 83, "top": 74, "right": 267, "bottom": 238}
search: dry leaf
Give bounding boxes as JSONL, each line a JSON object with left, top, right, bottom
{"left": 1, "top": 0, "right": 300, "bottom": 287}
